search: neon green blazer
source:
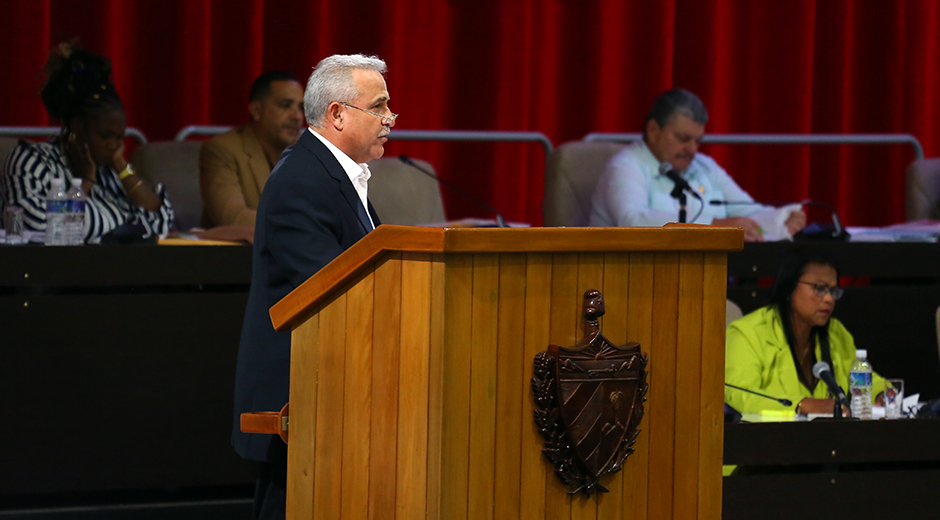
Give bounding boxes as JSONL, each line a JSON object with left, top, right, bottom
{"left": 725, "top": 306, "right": 885, "bottom": 414}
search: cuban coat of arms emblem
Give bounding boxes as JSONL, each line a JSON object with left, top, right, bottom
{"left": 531, "top": 289, "right": 649, "bottom": 495}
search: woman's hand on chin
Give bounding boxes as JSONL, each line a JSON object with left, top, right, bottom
{"left": 64, "top": 133, "right": 97, "bottom": 183}
{"left": 108, "top": 141, "right": 128, "bottom": 173}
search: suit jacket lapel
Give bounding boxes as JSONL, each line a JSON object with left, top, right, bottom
{"left": 299, "top": 131, "right": 373, "bottom": 234}
{"left": 367, "top": 199, "right": 381, "bottom": 227}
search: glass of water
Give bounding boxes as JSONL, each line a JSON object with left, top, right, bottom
{"left": 884, "top": 378, "right": 904, "bottom": 419}
{"left": 3, "top": 206, "right": 25, "bottom": 245}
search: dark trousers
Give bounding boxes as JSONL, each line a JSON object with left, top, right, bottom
{"left": 253, "top": 440, "right": 287, "bottom": 520}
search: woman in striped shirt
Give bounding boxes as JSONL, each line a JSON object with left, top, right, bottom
{"left": 0, "top": 42, "right": 173, "bottom": 243}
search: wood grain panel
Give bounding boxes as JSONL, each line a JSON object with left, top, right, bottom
{"left": 673, "top": 253, "right": 704, "bottom": 519}
{"left": 272, "top": 226, "right": 443, "bottom": 330}
{"left": 494, "top": 254, "right": 526, "bottom": 518}
{"left": 312, "top": 293, "right": 348, "bottom": 519}
{"left": 468, "top": 254, "right": 499, "bottom": 519}
{"left": 273, "top": 226, "right": 742, "bottom": 331}
{"left": 397, "top": 253, "right": 432, "bottom": 519}
{"left": 647, "top": 253, "right": 680, "bottom": 520}
{"left": 547, "top": 253, "right": 580, "bottom": 520}
{"left": 342, "top": 271, "right": 375, "bottom": 520}
{"left": 573, "top": 253, "right": 604, "bottom": 520}
{"left": 698, "top": 253, "right": 728, "bottom": 520}
{"left": 520, "top": 253, "right": 552, "bottom": 520}
{"left": 442, "top": 227, "right": 744, "bottom": 254}
{"left": 597, "top": 253, "right": 630, "bottom": 520}
{"left": 287, "top": 314, "right": 319, "bottom": 520}
{"left": 426, "top": 255, "right": 446, "bottom": 520}
{"left": 440, "top": 254, "right": 473, "bottom": 518}
{"left": 623, "top": 253, "right": 655, "bottom": 520}
{"left": 370, "top": 254, "right": 402, "bottom": 520}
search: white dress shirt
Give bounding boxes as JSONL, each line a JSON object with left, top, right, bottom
{"left": 589, "top": 140, "right": 797, "bottom": 240}
{"left": 308, "top": 127, "right": 374, "bottom": 229}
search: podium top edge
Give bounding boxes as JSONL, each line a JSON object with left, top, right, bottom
{"left": 269, "top": 225, "right": 743, "bottom": 331}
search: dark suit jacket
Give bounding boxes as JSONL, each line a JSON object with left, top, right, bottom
{"left": 232, "top": 130, "right": 381, "bottom": 461}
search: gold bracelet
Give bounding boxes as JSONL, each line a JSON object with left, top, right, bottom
{"left": 128, "top": 178, "right": 145, "bottom": 194}
{"left": 118, "top": 164, "right": 135, "bottom": 180}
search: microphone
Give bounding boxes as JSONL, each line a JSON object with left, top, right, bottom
{"left": 709, "top": 199, "right": 849, "bottom": 240}
{"left": 398, "top": 155, "right": 508, "bottom": 228}
{"left": 724, "top": 383, "right": 793, "bottom": 407}
{"left": 659, "top": 162, "right": 702, "bottom": 201}
{"left": 812, "top": 361, "right": 851, "bottom": 408}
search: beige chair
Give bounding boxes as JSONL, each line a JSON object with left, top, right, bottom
{"left": 905, "top": 158, "right": 940, "bottom": 220}
{"left": 0, "top": 137, "right": 20, "bottom": 171}
{"left": 367, "top": 157, "right": 445, "bottom": 225}
{"left": 543, "top": 140, "right": 626, "bottom": 227}
{"left": 130, "top": 141, "right": 203, "bottom": 231}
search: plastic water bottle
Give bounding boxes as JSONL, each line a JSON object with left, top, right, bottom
{"left": 849, "top": 349, "right": 873, "bottom": 420}
{"left": 65, "top": 178, "right": 86, "bottom": 245}
{"left": 45, "top": 177, "right": 68, "bottom": 246}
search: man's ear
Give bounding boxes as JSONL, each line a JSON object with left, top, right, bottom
{"left": 248, "top": 101, "right": 263, "bottom": 122}
{"left": 327, "top": 102, "right": 345, "bottom": 130}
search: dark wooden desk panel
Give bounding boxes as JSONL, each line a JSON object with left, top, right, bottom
{"left": 723, "top": 419, "right": 940, "bottom": 520}
{"left": 728, "top": 241, "right": 940, "bottom": 278}
{"left": 0, "top": 245, "right": 254, "bottom": 501}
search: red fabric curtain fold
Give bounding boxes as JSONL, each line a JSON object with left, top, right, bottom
{"left": 1, "top": 0, "right": 937, "bottom": 226}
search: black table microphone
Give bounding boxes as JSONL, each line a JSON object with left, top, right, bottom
{"left": 398, "top": 155, "right": 507, "bottom": 228}
{"left": 659, "top": 162, "right": 702, "bottom": 201}
{"left": 812, "top": 361, "right": 851, "bottom": 408}
{"left": 660, "top": 162, "right": 703, "bottom": 223}
{"left": 724, "top": 383, "right": 793, "bottom": 407}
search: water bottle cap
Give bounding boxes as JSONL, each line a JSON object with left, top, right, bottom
{"left": 70, "top": 178, "right": 82, "bottom": 187}
{"left": 51, "top": 177, "right": 64, "bottom": 185}
{"left": 856, "top": 349, "right": 867, "bottom": 359}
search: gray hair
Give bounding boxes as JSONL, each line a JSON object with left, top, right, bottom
{"left": 304, "top": 54, "right": 387, "bottom": 128}
{"left": 644, "top": 88, "right": 709, "bottom": 137}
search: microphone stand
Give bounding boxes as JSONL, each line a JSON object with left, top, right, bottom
{"left": 670, "top": 182, "right": 688, "bottom": 223}
{"left": 398, "top": 155, "right": 508, "bottom": 228}
{"left": 833, "top": 399, "right": 844, "bottom": 419}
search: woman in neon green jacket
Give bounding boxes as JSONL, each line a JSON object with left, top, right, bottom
{"left": 725, "top": 250, "right": 885, "bottom": 416}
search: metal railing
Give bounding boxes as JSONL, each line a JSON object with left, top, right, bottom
{"left": 0, "top": 126, "right": 149, "bottom": 145}
{"left": 174, "top": 125, "right": 233, "bottom": 141}
{"left": 582, "top": 132, "right": 925, "bottom": 160}
{"left": 174, "top": 126, "right": 555, "bottom": 160}
{"left": 387, "top": 129, "right": 554, "bottom": 158}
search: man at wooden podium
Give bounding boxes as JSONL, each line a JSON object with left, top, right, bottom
{"left": 232, "top": 54, "right": 394, "bottom": 519}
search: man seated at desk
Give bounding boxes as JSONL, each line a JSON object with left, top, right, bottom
{"left": 199, "top": 71, "right": 305, "bottom": 228}
{"left": 589, "top": 88, "right": 806, "bottom": 241}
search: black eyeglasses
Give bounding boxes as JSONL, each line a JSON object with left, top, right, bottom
{"left": 798, "top": 281, "right": 844, "bottom": 300}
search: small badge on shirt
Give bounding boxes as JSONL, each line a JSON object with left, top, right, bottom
{"left": 698, "top": 185, "right": 706, "bottom": 194}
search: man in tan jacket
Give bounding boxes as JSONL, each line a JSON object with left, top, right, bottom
{"left": 199, "top": 71, "right": 305, "bottom": 227}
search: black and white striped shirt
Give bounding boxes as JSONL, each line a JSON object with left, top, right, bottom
{"left": 0, "top": 138, "right": 174, "bottom": 242}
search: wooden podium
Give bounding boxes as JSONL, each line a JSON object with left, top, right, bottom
{"left": 267, "top": 225, "right": 742, "bottom": 520}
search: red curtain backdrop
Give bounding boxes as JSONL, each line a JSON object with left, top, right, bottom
{"left": 1, "top": 0, "right": 938, "bottom": 227}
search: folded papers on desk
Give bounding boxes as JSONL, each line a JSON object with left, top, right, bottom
{"left": 848, "top": 219, "right": 940, "bottom": 242}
